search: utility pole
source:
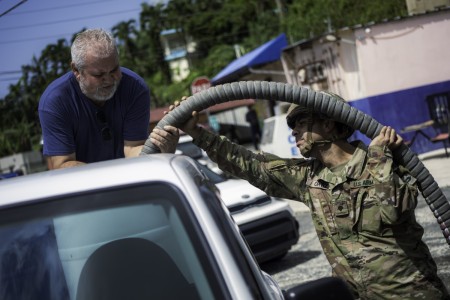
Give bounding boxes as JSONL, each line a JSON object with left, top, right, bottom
{"left": 274, "top": 0, "right": 286, "bottom": 20}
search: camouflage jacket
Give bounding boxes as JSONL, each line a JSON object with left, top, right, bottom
{"left": 193, "top": 129, "right": 449, "bottom": 300}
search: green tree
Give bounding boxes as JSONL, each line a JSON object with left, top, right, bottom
{"left": 164, "top": 0, "right": 281, "bottom": 62}
{"left": 283, "top": 0, "right": 407, "bottom": 41}
{"left": 112, "top": 20, "right": 138, "bottom": 69}
{"left": 0, "top": 38, "right": 71, "bottom": 157}
{"left": 139, "top": 3, "right": 172, "bottom": 84}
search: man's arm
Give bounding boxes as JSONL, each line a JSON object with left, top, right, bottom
{"left": 175, "top": 107, "right": 303, "bottom": 200}
{"left": 48, "top": 153, "right": 86, "bottom": 169}
{"left": 124, "top": 140, "right": 146, "bottom": 158}
{"left": 367, "top": 126, "right": 401, "bottom": 178}
{"left": 49, "top": 126, "right": 180, "bottom": 168}
{"left": 367, "top": 126, "right": 417, "bottom": 221}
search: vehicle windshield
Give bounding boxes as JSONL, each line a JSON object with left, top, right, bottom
{"left": 177, "top": 140, "right": 204, "bottom": 159}
{"left": 0, "top": 183, "right": 223, "bottom": 300}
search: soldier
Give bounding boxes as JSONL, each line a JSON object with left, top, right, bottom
{"left": 170, "top": 92, "right": 450, "bottom": 299}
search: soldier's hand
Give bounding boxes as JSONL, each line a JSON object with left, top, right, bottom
{"left": 166, "top": 96, "right": 201, "bottom": 139}
{"left": 370, "top": 126, "right": 403, "bottom": 150}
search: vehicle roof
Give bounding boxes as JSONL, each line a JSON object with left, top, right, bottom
{"left": 0, "top": 154, "right": 195, "bottom": 207}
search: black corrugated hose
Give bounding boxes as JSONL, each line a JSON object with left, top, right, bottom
{"left": 140, "top": 81, "right": 450, "bottom": 246}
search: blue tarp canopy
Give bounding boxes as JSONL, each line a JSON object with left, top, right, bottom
{"left": 211, "top": 33, "right": 288, "bottom": 85}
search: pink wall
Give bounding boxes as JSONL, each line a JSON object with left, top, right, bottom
{"left": 354, "top": 10, "right": 450, "bottom": 98}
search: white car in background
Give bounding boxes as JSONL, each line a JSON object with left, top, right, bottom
{"left": 177, "top": 135, "right": 300, "bottom": 263}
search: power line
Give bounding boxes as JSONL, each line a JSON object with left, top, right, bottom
{"left": 0, "top": 8, "right": 140, "bottom": 31}
{"left": 4, "top": 0, "right": 114, "bottom": 16}
{"left": 0, "top": 70, "right": 22, "bottom": 75}
{"left": 0, "top": 32, "right": 73, "bottom": 45}
{"left": 0, "top": 77, "right": 21, "bottom": 82}
{"left": 0, "top": 0, "right": 27, "bottom": 18}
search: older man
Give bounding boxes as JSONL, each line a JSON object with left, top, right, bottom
{"left": 39, "top": 28, "right": 178, "bottom": 169}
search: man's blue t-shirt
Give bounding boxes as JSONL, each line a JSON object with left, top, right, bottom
{"left": 39, "top": 67, "right": 150, "bottom": 163}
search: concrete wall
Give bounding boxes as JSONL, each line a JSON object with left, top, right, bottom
{"left": 354, "top": 11, "right": 450, "bottom": 98}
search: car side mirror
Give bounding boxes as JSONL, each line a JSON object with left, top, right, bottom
{"left": 282, "top": 277, "right": 354, "bottom": 300}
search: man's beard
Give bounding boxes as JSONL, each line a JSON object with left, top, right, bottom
{"left": 79, "top": 77, "right": 120, "bottom": 102}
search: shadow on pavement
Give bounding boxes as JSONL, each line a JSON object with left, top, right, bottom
{"left": 260, "top": 250, "right": 322, "bottom": 273}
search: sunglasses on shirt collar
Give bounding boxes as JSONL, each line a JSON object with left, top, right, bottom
{"left": 96, "top": 111, "right": 112, "bottom": 141}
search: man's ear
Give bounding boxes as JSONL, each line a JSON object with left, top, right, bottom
{"left": 322, "top": 119, "right": 334, "bottom": 131}
{"left": 322, "top": 119, "right": 336, "bottom": 133}
{"left": 71, "top": 62, "right": 81, "bottom": 81}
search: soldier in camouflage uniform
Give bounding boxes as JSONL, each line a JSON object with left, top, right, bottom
{"left": 165, "top": 92, "right": 450, "bottom": 300}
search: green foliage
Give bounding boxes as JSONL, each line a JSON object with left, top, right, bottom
{"left": 112, "top": 20, "right": 139, "bottom": 70}
{"left": 148, "top": 71, "right": 194, "bottom": 108}
{"left": 199, "top": 44, "right": 236, "bottom": 77}
{"left": 284, "top": 0, "right": 407, "bottom": 41}
{"left": 0, "top": 39, "right": 71, "bottom": 157}
{"left": 0, "top": 0, "right": 407, "bottom": 157}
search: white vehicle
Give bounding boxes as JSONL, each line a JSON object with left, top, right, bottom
{"left": 177, "top": 135, "right": 300, "bottom": 263}
{"left": 0, "top": 154, "right": 353, "bottom": 299}
{"left": 196, "top": 161, "right": 299, "bottom": 263}
{"left": 260, "top": 113, "right": 303, "bottom": 159}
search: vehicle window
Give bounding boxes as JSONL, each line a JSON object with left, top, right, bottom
{"left": 261, "top": 119, "right": 275, "bottom": 145}
{"left": 0, "top": 183, "right": 224, "bottom": 300}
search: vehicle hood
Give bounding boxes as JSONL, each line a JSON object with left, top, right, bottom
{"left": 216, "top": 179, "right": 267, "bottom": 206}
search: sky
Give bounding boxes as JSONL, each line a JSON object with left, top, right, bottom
{"left": 0, "top": 0, "right": 165, "bottom": 98}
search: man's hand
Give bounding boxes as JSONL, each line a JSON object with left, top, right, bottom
{"left": 370, "top": 126, "right": 403, "bottom": 150}
{"left": 150, "top": 125, "right": 179, "bottom": 153}
{"left": 167, "top": 96, "right": 202, "bottom": 139}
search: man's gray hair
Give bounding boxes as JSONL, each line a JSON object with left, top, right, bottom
{"left": 71, "top": 28, "right": 118, "bottom": 70}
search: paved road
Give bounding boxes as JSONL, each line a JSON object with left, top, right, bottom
{"left": 261, "top": 187, "right": 450, "bottom": 294}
